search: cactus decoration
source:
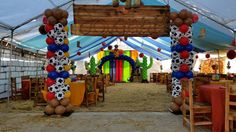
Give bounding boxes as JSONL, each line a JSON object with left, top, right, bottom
{"left": 70, "top": 61, "right": 76, "bottom": 74}
{"left": 136, "top": 56, "right": 153, "bottom": 83}
{"left": 85, "top": 56, "right": 100, "bottom": 76}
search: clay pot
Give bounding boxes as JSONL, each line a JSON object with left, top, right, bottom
{"left": 48, "top": 98, "right": 60, "bottom": 107}
{"left": 44, "top": 105, "right": 54, "bottom": 115}
{"left": 60, "top": 98, "right": 70, "bottom": 106}
{"left": 55, "top": 105, "right": 66, "bottom": 115}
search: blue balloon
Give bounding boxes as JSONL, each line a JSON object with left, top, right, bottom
{"left": 185, "top": 44, "right": 193, "bottom": 51}
{"left": 48, "top": 71, "right": 59, "bottom": 80}
{"left": 60, "top": 71, "right": 70, "bottom": 79}
{"left": 47, "top": 44, "right": 58, "bottom": 52}
{"left": 60, "top": 44, "right": 69, "bottom": 52}
{"left": 175, "top": 45, "right": 184, "bottom": 52}
{"left": 172, "top": 71, "right": 184, "bottom": 79}
{"left": 185, "top": 71, "right": 193, "bottom": 79}
{"left": 171, "top": 46, "right": 176, "bottom": 52}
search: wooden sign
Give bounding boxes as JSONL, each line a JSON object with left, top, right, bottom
{"left": 71, "top": 5, "right": 170, "bottom": 37}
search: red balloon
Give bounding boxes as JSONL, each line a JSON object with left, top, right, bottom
{"left": 205, "top": 53, "right": 210, "bottom": 58}
{"left": 108, "top": 46, "right": 112, "bottom": 50}
{"left": 179, "top": 24, "right": 189, "bottom": 33}
{"left": 45, "top": 24, "right": 54, "bottom": 32}
{"left": 46, "top": 64, "right": 55, "bottom": 72}
{"left": 46, "top": 78, "right": 55, "bottom": 87}
{"left": 180, "top": 64, "right": 189, "bottom": 72}
{"left": 102, "top": 42, "right": 106, "bottom": 46}
{"left": 43, "top": 16, "right": 48, "bottom": 24}
{"left": 179, "top": 37, "right": 189, "bottom": 46}
{"left": 46, "top": 51, "right": 55, "bottom": 59}
{"left": 46, "top": 37, "right": 54, "bottom": 45}
{"left": 180, "top": 51, "right": 190, "bottom": 59}
{"left": 119, "top": 50, "right": 123, "bottom": 55}
{"left": 157, "top": 48, "right": 161, "bottom": 52}
{"left": 192, "top": 14, "right": 199, "bottom": 23}
{"left": 46, "top": 92, "right": 55, "bottom": 101}
{"left": 77, "top": 52, "right": 81, "bottom": 56}
{"left": 227, "top": 50, "right": 236, "bottom": 60}
{"left": 139, "top": 53, "right": 144, "bottom": 58}
{"left": 232, "top": 39, "right": 236, "bottom": 46}
{"left": 100, "top": 48, "right": 104, "bottom": 51}
{"left": 47, "top": 51, "right": 55, "bottom": 58}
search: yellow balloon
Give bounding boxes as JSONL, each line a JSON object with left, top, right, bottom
{"left": 65, "top": 78, "right": 71, "bottom": 85}
{"left": 64, "top": 26, "right": 69, "bottom": 32}
{"left": 64, "top": 91, "right": 71, "bottom": 98}
{"left": 64, "top": 65, "right": 71, "bottom": 71}
{"left": 64, "top": 38, "right": 69, "bottom": 45}
{"left": 64, "top": 52, "right": 70, "bottom": 58}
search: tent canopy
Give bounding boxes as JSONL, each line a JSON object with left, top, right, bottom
{"left": 0, "top": 0, "right": 235, "bottom": 60}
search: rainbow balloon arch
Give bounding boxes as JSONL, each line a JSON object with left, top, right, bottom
{"left": 98, "top": 53, "right": 136, "bottom": 82}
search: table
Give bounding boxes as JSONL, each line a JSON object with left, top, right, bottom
{"left": 198, "top": 84, "right": 226, "bottom": 132}
{"left": 69, "top": 81, "right": 85, "bottom": 106}
{"left": 210, "top": 80, "right": 233, "bottom": 86}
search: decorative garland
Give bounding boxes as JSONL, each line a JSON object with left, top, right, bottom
{"left": 39, "top": 8, "right": 73, "bottom": 116}
{"left": 170, "top": 9, "right": 198, "bottom": 97}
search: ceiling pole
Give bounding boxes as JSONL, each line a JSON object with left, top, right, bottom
{"left": 7, "top": 29, "right": 14, "bottom": 111}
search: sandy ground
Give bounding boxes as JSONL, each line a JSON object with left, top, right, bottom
{"left": 0, "top": 83, "right": 210, "bottom": 131}
{"left": 0, "top": 83, "right": 171, "bottom": 112}
{"left": 0, "top": 112, "right": 210, "bottom": 132}
{"left": 76, "top": 83, "right": 172, "bottom": 112}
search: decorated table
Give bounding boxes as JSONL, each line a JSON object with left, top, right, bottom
{"left": 198, "top": 84, "right": 226, "bottom": 132}
{"left": 69, "top": 81, "right": 85, "bottom": 106}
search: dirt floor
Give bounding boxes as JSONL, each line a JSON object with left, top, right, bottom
{"left": 77, "top": 83, "right": 172, "bottom": 112}
{"left": 0, "top": 112, "right": 210, "bottom": 132}
{"left": 0, "top": 83, "right": 210, "bottom": 132}
{"left": 0, "top": 83, "right": 171, "bottom": 112}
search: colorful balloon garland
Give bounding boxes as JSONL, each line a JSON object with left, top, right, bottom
{"left": 170, "top": 9, "right": 198, "bottom": 97}
{"left": 39, "top": 8, "right": 73, "bottom": 116}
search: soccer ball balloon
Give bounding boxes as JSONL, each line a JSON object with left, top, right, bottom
{"left": 54, "top": 37, "right": 64, "bottom": 45}
{"left": 56, "top": 65, "right": 64, "bottom": 73}
{"left": 54, "top": 23, "right": 64, "bottom": 32}
{"left": 55, "top": 50, "right": 64, "bottom": 59}
{"left": 56, "top": 91, "right": 64, "bottom": 100}
{"left": 56, "top": 77, "right": 64, "bottom": 85}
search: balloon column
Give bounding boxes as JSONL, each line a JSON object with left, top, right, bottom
{"left": 136, "top": 54, "right": 153, "bottom": 83}
{"left": 170, "top": 9, "right": 198, "bottom": 97}
{"left": 39, "top": 8, "right": 73, "bottom": 116}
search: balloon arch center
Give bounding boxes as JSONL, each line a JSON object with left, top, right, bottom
{"left": 98, "top": 54, "right": 136, "bottom": 81}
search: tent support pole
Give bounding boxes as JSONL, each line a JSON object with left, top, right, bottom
{"left": 7, "top": 29, "right": 14, "bottom": 110}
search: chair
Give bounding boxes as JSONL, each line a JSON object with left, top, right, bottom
{"left": 225, "top": 83, "right": 236, "bottom": 132}
{"left": 97, "top": 74, "right": 105, "bottom": 102}
{"left": 11, "top": 77, "right": 23, "bottom": 100}
{"left": 83, "top": 76, "right": 98, "bottom": 107}
{"left": 182, "top": 80, "right": 212, "bottom": 132}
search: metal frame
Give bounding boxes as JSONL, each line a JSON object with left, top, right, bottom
{"left": 174, "top": 0, "right": 235, "bottom": 33}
